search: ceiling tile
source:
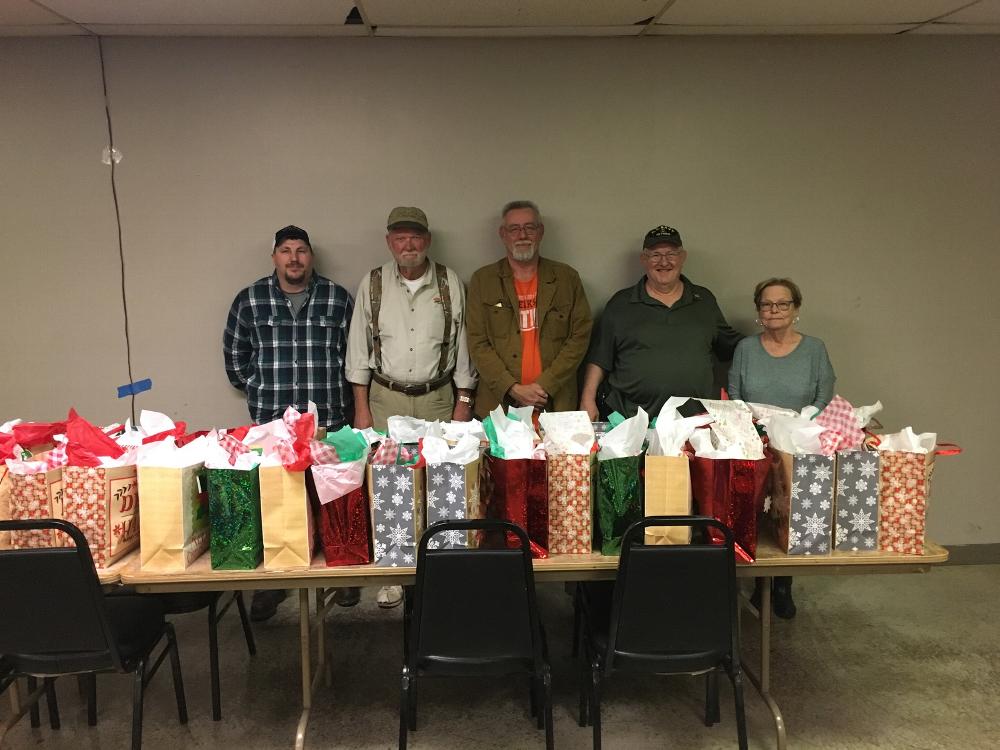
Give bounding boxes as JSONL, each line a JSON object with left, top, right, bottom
{"left": 40, "top": 1, "right": 358, "bottom": 25}
{"left": 910, "top": 21, "right": 1000, "bottom": 32}
{"left": 83, "top": 24, "right": 369, "bottom": 37}
{"left": 941, "top": 0, "right": 1000, "bottom": 23}
{"left": 0, "top": 23, "right": 86, "bottom": 36}
{"left": 658, "top": 0, "right": 966, "bottom": 26}
{"left": 648, "top": 23, "right": 916, "bottom": 35}
{"left": 365, "top": 0, "right": 664, "bottom": 27}
{"left": 374, "top": 25, "right": 644, "bottom": 37}
{"left": 0, "top": 0, "right": 69, "bottom": 24}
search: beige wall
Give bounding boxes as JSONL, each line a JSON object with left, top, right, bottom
{"left": 1, "top": 35, "right": 997, "bottom": 544}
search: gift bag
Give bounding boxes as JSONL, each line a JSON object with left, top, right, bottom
{"left": 6, "top": 462, "right": 65, "bottom": 550}
{"left": 368, "top": 442, "right": 425, "bottom": 568}
{"left": 690, "top": 455, "right": 771, "bottom": 563}
{"left": 769, "top": 450, "right": 835, "bottom": 555}
{"left": 643, "top": 455, "right": 692, "bottom": 546}
{"left": 595, "top": 454, "right": 643, "bottom": 555}
{"left": 2, "top": 424, "right": 60, "bottom": 550}
{"left": 137, "top": 462, "right": 209, "bottom": 571}
{"left": 425, "top": 459, "right": 483, "bottom": 550}
{"left": 546, "top": 454, "right": 595, "bottom": 554}
{"left": 311, "top": 457, "right": 371, "bottom": 567}
{"left": 877, "top": 430, "right": 960, "bottom": 555}
{"left": 207, "top": 466, "right": 263, "bottom": 570}
{"left": 483, "top": 454, "right": 549, "bottom": 558}
{"left": 834, "top": 450, "right": 880, "bottom": 552}
{"left": 62, "top": 465, "right": 140, "bottom": 568}
{"left": 260, "top": 466, "right": 314, "bottom": 570}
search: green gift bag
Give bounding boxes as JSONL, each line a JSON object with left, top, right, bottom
{"left": 208, "top": 465, "right": 263, "bottom": 570}
{"left": 596, "top": 454, "right": 644, "bottom": 555}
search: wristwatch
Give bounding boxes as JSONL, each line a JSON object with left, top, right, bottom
{"left": 457, "top": 394, "right": 474, "bottom": 406}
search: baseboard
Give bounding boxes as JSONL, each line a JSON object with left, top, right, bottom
{"left": 942, "top": 543, "right": 1000, "bottom": 565}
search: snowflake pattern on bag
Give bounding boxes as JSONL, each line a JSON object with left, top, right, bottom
{"left": 369, "top": 464, "right": 424, "bottom": 567}
{"left": 834, "top": 451, "right": 880, "bottom": 551}
{"left": 878, "top": 451, "right": 930, "bottom": 555}
{"left": 782, "top": 454, "right": 835, "bottom": 555}
{"left": 546, "top": 455, "right": 593, "bottom": 554}
{"left": 425, "top": 462, "right": 480, "bottom": 549}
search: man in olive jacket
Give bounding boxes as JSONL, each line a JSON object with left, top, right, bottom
{"left": 466, "top": 200, "right": 592, "bottom": 419}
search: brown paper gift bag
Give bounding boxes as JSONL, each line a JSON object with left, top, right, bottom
{"left": 62, "top": 465, "right": 139, "bottom": 568}
{"left": 260, "top": 465, "right": 314, "bottom": 570}
{"left": 643, "top": 454, "right": 692, "bottom": 545}
{"left": 137, "top": 462, "right": 210, "bottom": 571}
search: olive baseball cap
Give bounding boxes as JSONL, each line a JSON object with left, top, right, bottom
{"left": 387, "top": 206, "right": 429, "bottom": 232}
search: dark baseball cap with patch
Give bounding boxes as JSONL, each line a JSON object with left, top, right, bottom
{"left": 643, "top": 225, "right": 683, "bottom": 249}
{"left": 274, "top": 225, "right": 311, "bottom": 248}
{"left": 386, "top": 206, "right": 429, "bottom": 232}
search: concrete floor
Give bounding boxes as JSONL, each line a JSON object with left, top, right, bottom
{"left": 6, "top": 564, "right": 1000, "bottom": 749}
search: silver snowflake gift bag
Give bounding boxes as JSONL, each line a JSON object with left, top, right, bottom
{"left": 367, "top": 460, "right": 426, "bottom": 568}
{"left": 769, "top": 449, "right": 836, "bottom": 555}
{"left": 424, "top": 457, "right": 483, "bottom": 549}
{"left": 833, "top": 450, "right": 880, "bottom": 552}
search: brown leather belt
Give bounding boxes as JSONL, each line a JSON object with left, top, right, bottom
{"left": 371, "top": 371, "right": 452, "bottom": 396}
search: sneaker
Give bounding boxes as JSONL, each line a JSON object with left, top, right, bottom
{"left": 376, "top": 585, "right": 403, "bottom": 609}
{"left": 333, "top": 587, "right": 361, "bottom": 608}
{"left": 250, "top": 589, "right": 288, "bottom": 622}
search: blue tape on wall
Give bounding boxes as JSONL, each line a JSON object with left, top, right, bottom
{"left": 117, "top": 378, "right": 152, "bottom": 398}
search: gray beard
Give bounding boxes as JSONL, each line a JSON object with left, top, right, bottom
{"left": 511, "top": 248, "right": 536, "bottom": 261}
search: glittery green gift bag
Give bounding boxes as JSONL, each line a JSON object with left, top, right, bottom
{"left": 208, "top": 466, "right": 263, "bottom": 570}
{"left": 596, "top": 454, "right": 644, "bottom": 556}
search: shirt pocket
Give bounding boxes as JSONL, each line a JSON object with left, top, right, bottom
{"left": 308, "top": 315, "right": 343, "bottom": 359}
{"left": 541, "top": 304, "right": 571, "bottom": 341}
{"left": 483, "top": 301, "right": 515, "bottom": 340}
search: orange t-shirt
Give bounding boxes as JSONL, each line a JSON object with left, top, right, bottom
{"left": 514, "top": 275, "right": 543, "bottom": 385}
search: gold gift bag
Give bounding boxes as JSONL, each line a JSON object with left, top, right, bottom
{"left": 260, "top": 465, "right": 314, "bottom": 570}
{"left": 137, "top": 462, "right": 209, "bottom": 571}
{"left": 643, "top": 454, "right": 692, "bottom": 545}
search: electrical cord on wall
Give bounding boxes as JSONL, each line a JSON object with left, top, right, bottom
{"left": 96, "top": 36, "right": 136, "bottom": 425}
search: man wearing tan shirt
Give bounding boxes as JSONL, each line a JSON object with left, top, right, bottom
{"left": 346, "top": 206, "right": 477, "bottom": 607}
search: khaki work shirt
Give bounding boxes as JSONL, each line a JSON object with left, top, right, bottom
{"left": 346, "top": 260, "right": 477, "bottom": 390}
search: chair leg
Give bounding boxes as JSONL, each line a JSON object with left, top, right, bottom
{"left": 542, "top": 667, "right": 554, "bottom": 750}
{"left": 590, "top": 660, "right": 603, "bottom": 750}
{"left": 26, "top": 676, "right": 40, "bottom": 728}
{"left": 705, "top": 668, "right": 720, "bottom": 726}
{"left": 44, "top": 678, "right": 60, "bottom": 730}
{"left": 86, "top": 674, "right": 97, "bottom": 726}
{"left": 399, "top": 667, "right": 411, "bottom": 750}
{"left": 731, "top": 667, "right": 749, "bottom": 750}
{"left": 529, "top": 674, "right": 539, "bottom": 720}
{"left": 407, "top": 672, "right": 417, "bottom": 731}
{"left": 571, "top": 585, "right": 581, "bottom": 657}
{"left": 131, "top": 659, "right": 147, "bottom": 750}
{"left": 166, "top": 623, "right": 188, "bottom": 725}
{"left": 234, "top": 591, "right": 257, "bottom": 656}
{"left": 535, "top": 675, "right": 544, "bottom": 729}
{"left": 208, "top": 598, "right": 222, "bottom": 721}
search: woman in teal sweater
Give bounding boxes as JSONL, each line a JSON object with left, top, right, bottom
{"left": 728, "top": 277, "right": 836, "bottom": 619}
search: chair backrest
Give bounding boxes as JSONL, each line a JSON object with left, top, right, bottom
{"left": 605, "top": 516, "right": 739, "bottom": 672}
{"left": 0, "top": 519, "right": 121, "bottom": 671}
{"left": 408, "top": 519, "right": 544, "bottom": 672}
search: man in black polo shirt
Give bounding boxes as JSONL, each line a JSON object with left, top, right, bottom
{"left": 580, "top": 225, "right": 743, "bottom": 419}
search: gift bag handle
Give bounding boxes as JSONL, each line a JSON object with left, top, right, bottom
{"left": 935, "top": 443, "right": 962, "bottom": 456}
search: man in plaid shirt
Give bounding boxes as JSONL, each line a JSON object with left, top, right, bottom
{"left": 223, "top": 224, "right": 357, "bottom": 619}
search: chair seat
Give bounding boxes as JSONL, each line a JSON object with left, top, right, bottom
{"left": 154, "top": 592, "right": 222, "bottom": 615}
{"left": 416, "top": 654, "right": 536, "bottom": 677}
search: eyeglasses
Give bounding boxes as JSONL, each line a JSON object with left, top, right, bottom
{"left": 758, "top": 301, "right": 795, "bottom": 312}
{"left": 503, "top": 223, "right": 540, "bottom": 236}
{"left": 643, "top": 249, "right": 683, "bottom": 262}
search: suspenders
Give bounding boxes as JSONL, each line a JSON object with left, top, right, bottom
{"left": 369, "top": 262, "right": 452, "bottom": 379}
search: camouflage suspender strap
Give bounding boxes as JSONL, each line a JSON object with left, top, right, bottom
{"left": 434, "top": 262, "right": 452, "bottom": 378}
{"left": 369, "top": 267, "right": 383, "bottom": 373}
{"left": 371, "top": 263, "right": 452, "bottom": 380}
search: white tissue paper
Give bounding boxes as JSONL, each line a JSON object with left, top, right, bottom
{"left": 506, "top": 405, "right": 535, "bottom": 424}
{"left": 137, "top": 435, "right": 210, "bottom": 467}
{"left": 421, "top": 434, "right": 481, "bottom": 466}
{"left": 877, "top": 427, "right": 937, "bottom": 454}
{"left": 695, "top": 399, "right": 765, "bottom": 460}
{"left": 539, "top": 411, "right": 595, "bottom": 456}
{"left": 854, "top": 401, "right": 884, "bottom": 430}
{"left": 489, "top": 406, "right": 539, "bottom": 460}
{"left": 759, "top": 411, "right": 826, "bottom": 455}
{"left": 648, "top": 397, "right": 713, "bottom": 457}
{"left": 311, "top": 457, "right": 367, "bottom": 504}
{"left": 440, "top": 419, "right": 487, "bottom": 443}
{"left": 387, "top": 415, "right": 431, "bottom": 443}
{"left": 0, "top": 419, "right": 22, "bottom": 433}
{"left": 203, "top": 431, "right": 261, "bottom": 470}
{"left": 746, "top": 403, "right": 799, "bottom": 423}
{"left": 597, "top": 408, "right": 649, "bottom": 460}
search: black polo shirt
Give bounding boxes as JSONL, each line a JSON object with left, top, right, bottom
{"left": 586, "top": 275, "right": 743, "bottom": 417}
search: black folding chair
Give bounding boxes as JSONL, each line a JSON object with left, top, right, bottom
{"left": 0, "top": 519, "right": 187, "bottom": 749}
{"left": 576, "top": 516, "right": 748, "bottom": 750}
{"left": 400, "top": 519, "right": 554, "bottom": 750}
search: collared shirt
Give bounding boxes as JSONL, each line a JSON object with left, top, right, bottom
{"left": 224, "top": 272, "right": 353, "bottom": 428}
{"left": 345, "top": 260, "right": 477, "bottom": 390}
{"left": 586, "top": 275, "right": 743, "bottom": 417}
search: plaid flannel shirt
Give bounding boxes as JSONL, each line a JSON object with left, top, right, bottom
{"left": 224, "top": 272, "right": 354, "bottom": 428}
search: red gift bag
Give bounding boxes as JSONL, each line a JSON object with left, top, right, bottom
{"left": 690, "top": 453, "right": 771, "bottom": 563}
{"left": 308, "top": 465, "right": 371, "bottom": 566}
{"left": 484, "top": 454, "right": 549, "bottom": 558}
